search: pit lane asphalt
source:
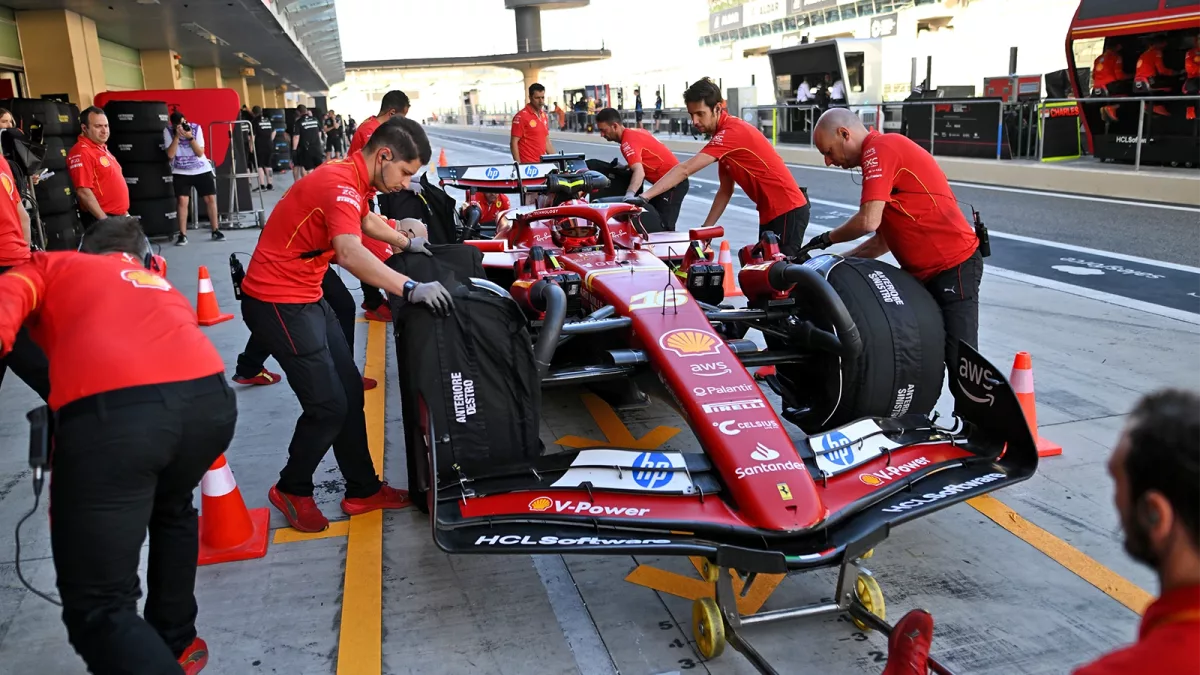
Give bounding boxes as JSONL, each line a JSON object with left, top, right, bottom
{"left": 430, "top": 127, "right": 1200, "bottom": 321}
{"left": 0, "top": 134, "right": 1196, "bottom": 675}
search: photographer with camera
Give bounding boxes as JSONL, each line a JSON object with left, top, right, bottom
{"left": 164, "top": 111, "right": 224, "bottom": 246}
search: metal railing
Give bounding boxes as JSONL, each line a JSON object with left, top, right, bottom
{"left": 207, "top": 119, "right": 266, "bottom": 229}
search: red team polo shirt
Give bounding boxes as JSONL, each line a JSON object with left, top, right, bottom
{"left": 1072, "top": 584, "right": 1200, "bottom": 675}
{"left": 468, "top": 191, "right": 511, "bottom": 223}
{"left": 0, "top": 154, "right": 30, "bottom": 268}
{"left": 511, "top": 105, "right": 551, "bottom": 164}
{"left": 619, "top": 128, "right": 679, "bottom": 184}
{"left": 699, "top": 112, "right": 807, "bottom": 225}
{"left": 67, "top": 135, "right": 130, "bottom": 216}
{"left": 348, "top": 115, "right": 381, "bottom": 157}
{"left": 0, "top": 251, "right": 225, "bottom": 410}
{"left": 858, "top": 130, "right": 977, "bottom": 282}
{"left": 242, "top": 153, "right": 372, "bottom": 304}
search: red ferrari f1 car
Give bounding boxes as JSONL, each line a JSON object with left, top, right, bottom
{"left": 396, "top": 154, "right": 1037, "bottom": 674}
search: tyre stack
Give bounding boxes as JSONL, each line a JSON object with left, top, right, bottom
{"left": 1, "top": 98, "right": 82, "bottom": 249}
{"left": 103, "top": 100, "right": 176, "bottom": 239}
{"left": 265, "top": 108, "right": 291, "bottom": 173}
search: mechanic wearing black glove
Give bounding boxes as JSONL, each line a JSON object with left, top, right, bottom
{"left": 238, "top": 116, "right": 450, "bottom": 534}
{"left": 812, "top": 108, "right": 982, "bottom": 376}
{"left": 801, "top": 231, "right": 833, "bottom": 253}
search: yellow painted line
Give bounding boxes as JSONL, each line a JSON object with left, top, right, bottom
{"left": 336, "top": 320, "right": 387, "bottom": 675}
{"left": 555, "top": 393, "right": 680, "bottom": 449}
{"left": 968, "top": 495, "right": 1154, "bottom": 615}
{"left": 355, "top": 317, "right": 369, "bottom": 324}
{"left": 273, "top": 519, "right": 350, "bottom": 544}
{"left": 623, "top": 559, "right": 785, "bottom": 615}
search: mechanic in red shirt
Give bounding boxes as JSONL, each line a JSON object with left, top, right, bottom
{"left": 467, "top": 190, "right": 511, "bottom": 229}
{"left": 67, "top": 106, "right": 130, "bottom": 228}
{"left": 884, "top": 388, "right": 1200, "bottom": 675}
{"left": 240, "top": 116, "right": 451, "bottom": 533}
{"left": 595, "top": 107, "right": 688, "bottom": 231}
{"left": 0, "top": 150, "right": 49, "bottom": 402}
{"left": 1184, "top": 35, "right": 1199, "bottom": 96}
{"left": 805, "top": 108, "right": 980, "bottom": 374}
{"left": 348, "top": 89, "right": 411, "bottom": 322}
{"left": 0, "top": 216, "right": 230, "bottom": 675}
{"left": 637, "top": 78, "right": 810, "bottom": 254}
{"left": 511, "top": 82, "right": 556, "bottom": 165}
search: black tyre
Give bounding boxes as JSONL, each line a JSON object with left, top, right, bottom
{"left": 34, "top": 170, "right": 75, "bottom": 216}
{"left": 129, "top": 197, "right": 179, "bottom": 238}
{"left": 104, "top": 101, "right": 170, "bottom": 134}
{"left": 1, "top": 98, "right": 75, "bottom": 137}
{"left": 124, "top": 163, "right": 174, "bottom": 201}
{"left": 267, "top": 108, "right": 286, "bottom": 132}
{"left": 774, "top": 256, "right": 946, "bottom": 433}
{"left": 110, "top": 132, "right": 167, "bottom": 164}
{"left": 42, "top": 135, "right": 68, "bottom": 171}
{"left": 41, "top": 211, "right": 82, "bottom": 251}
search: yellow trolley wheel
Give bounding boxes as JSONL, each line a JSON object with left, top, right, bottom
{"left": 851, "top": 572, "right": 886, "bottom": 632}
{"left": 860, "top": 548, "right": 874, "bottom": 560}
{"left": 692, "top": 596, "right": 726, "bottom": 659}
{"left": 699, "top": 559, "right": 721, "bottom": 583}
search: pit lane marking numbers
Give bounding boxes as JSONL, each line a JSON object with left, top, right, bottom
{"left": 629, "top": 288, "right": 689, "bottom": 311}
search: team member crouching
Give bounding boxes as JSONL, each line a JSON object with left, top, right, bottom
{"left": 240, "top": 116, "right": 451, "bottom": 533}
{"left": 0, "top": 216, "right": 234, "bottom": 675}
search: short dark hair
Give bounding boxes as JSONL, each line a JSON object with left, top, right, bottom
{"left": 381, "top": 90, "right": 410, "bottom": 113}
{"left": 296, "top": 104, "right": 308, "bottom": 112}
{"left": 595, "top": 108, "right": 621, "bottom": 125}
{"left": 366, "top": 116, "right": 431, "bottom": 164}
{"left": 81, "top": 106, "right": 106, "bottom": 127}
{"left": 684, "top": 78, "right": 723, "bottom": 109}
{"left": 529, "top": 83, "right": 545, "bottom": 97}
{"left": 252, "top": 105, "right": 262, "bottom": 116}
{"left": 1125, "top": 388, "right": 1200, "bottom": 548}
{"left": 169, "top": 111, "right": 186, "bottom": 126}
{"left": 79, "top": 216, "right": 149, "bottom": 258}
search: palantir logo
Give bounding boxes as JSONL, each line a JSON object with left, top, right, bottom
{"left": 485, "top": 167, "right": 500, "bottom": 179}
{"left": 524, "top": 164, "right": 540, "bottom": 178}
{"left": 632, "top": 452, "right": 673, "bottom": 489}
{"left": 821, "top": 430, "right": 856, "bottom": 466}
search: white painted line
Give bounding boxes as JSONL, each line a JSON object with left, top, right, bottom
{"left": 531, "top": 555, "right": 618, "bottom": 675}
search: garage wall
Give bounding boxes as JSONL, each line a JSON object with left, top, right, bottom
{"left": 0, "top": 7, "right": 22, "bottom": 69}
{"left": 99, "top": 37, "right": 142, "bottom": 91}
{"left": 180, "top": 63, "right": 194, "bottom": 89}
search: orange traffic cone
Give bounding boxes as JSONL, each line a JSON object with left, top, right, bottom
{"left": 196, "top": 266, "right": 234, "bottom": 326}
{"left": 1010, "top": 352, "right": 1062, "bottom": 458}
{"left": 719, "top": 240, "right": 743, "bottom": 298}
{"left": 197, "top": 454, "right": 270, "bottom": 566}
{"left": 438, "top": 148, "right": 448, "bottom": 167}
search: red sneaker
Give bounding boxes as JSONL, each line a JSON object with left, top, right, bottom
{"left": 363, "top": 377, "right": 378, "bottom": 390}
{"left": 177, "top": 637, "right": 209, "bottom": 675}
{"left": 363, "top": 303, "right": 393, "bottom": 322}
{"left": 268, "top": 485, "right": 329, "bottom": 532}
{"left": 881, "top": 609, "right": 934, "bottom": 675}
{"left": 341, "top": 482, "right": 412, "bottom": 516}
{"left": 232, "top": 369, "right": 283, "bottom": 386}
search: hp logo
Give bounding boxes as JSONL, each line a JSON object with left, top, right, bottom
{"left": 821, "top": 431, "right": 856, "bottom": 466}
{"left": 632, "top": 452, "right": 673, "bottom": 489}
{"left": 485, "top": 167, "right": 500, "bottom": 179}
{"left": 524, "top": 165, "right": 540, "bottom": 178}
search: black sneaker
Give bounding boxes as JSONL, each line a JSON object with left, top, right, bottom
{"left": 211, "top": 230, "right": 226, "bottom": 241}
{"left": 175, "top": 233, "right": 189, "bottom": 246}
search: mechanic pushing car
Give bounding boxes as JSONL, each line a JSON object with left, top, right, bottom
{"left": 880, "top": 388, "right": 1200, "bottom": 675}
{"left": 238, "top": 116, "right": 451, "bottom": 533}
{"left": 595, "top": 107, "right": 688, "bottom": 231}
{"left": 0, "top": 145, "right": 48, "bottom": 403}
{"left": 635, "top": 77, "right": 810, "bottom": 255}
{"left": 804, "top": 107, "right": 982, "bottom": 375}
{"left": 348, "top": 89, "right": 411, "bottom": 322}
{"left": 0, "top": 216, "right": 233, "bottom": 675}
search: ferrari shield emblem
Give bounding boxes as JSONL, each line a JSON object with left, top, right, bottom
{"left": 121, "top": 268, "right": 172, "bottom": 291}
{"left": 776, "top": 483, "right": 793, "bottom": 501}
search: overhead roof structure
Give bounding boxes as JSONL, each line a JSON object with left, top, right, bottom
{"left": 7, "top": 0, "right": 343, "bottom": 92}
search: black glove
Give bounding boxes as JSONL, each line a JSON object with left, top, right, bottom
{"left": 623, "top": 195, "right": 647, "bottom": 207}
{"left": 404, "top": 236, "right": 433, "bottom": 257}
{"left": 405, "top": 281, "right": 453, "bottom": 316}
{"left": 802, "top": 232, "right": 833, "bottom": 251}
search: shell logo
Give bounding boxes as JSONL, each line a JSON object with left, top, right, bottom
{"left": 528, "top": 496, "right": 553, "bottom": 512}
{"left": 0, "top": 173, "right": 11, "bottom": 196}
{"left": 99, "top": 156, "right": 111, "bottom": 167}
{"left": 529, "top": 118, "right": 538, "bottom": 128}
{"left": 659, "top": 329, "right": 722, "bottom": 358}
{"left": 859, "top": 474, "right": 884, "bottom": 487}
{"left": 120, "top": 268, "right": 171, "bottom": 291}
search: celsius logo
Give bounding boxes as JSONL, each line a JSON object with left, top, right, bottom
{"left": 821, "top": 431, "right": 856, "bottom": 466}
{"left": 485, "top": 167, "right": 500, "bottom": 179}
{"left": 750, "top": 444, "right": 780, "bottom": 462}
{"left": 632, "top": 452, "right": 673, "bottom": 489}
{"left": 524, "top": 164, "right": 540, "bottom": 177}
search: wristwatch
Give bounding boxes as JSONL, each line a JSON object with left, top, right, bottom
{"left": 402, "top": 279, "right": 418, "bottom": 301}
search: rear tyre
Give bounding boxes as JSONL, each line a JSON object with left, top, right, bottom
{"left": 124, "top": 163, "right": 174, "bottom": 201}
{"left": 33, "top": 170, "right": 75, "bottom": 216}
{"left": 40, "top": 211, "right": 82, "bottom": 251}
{"left": 110, "top": 133, "right": 167, "bottom": 164}
{"left": 42, "top": 136, "right": 69, "bottom": 171}
{"left": 104, "top": 100, "right": 170, "bottom": 134}
{"left": 129, "top": 197, "right": 180, "bottom": 238}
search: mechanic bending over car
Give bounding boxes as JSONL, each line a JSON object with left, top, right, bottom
{"left": 881, "top": 388, "right": 1200, "bottom": 675}
{"left": 635, "top": 77, "right": 810, "bottom": 255}
{"left": 0, "top": 216, "right": 234, "bottom": 675}
{"left": 595, "top": 107, "right": 689, "bottom": 231}
{"left": 237, "top": 116, "right": 451, "bottom": 534}
{"left": 348, "top": 88, "right": 412, "bottom": 323}
{"left": 805, "top": 107, "right": 982, "bottom": 376}
{"left": 511, "top": 82, "right": 557, "bottom": 204}
{"left": 0, "top": 145, "right": 49, "bottom": 403}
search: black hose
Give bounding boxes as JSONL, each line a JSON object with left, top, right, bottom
{"left": 560, "top": 316, "right": 632, "bottom": 335}
{"left": 768, "top": 262, "right": 863, "bottom": 361}
{"left": 531, "top": 281, "right": 566, "bottom": 379}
